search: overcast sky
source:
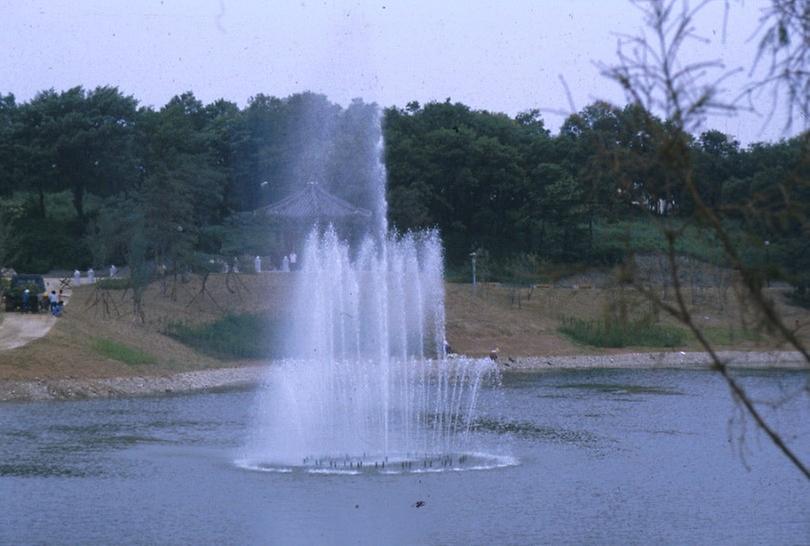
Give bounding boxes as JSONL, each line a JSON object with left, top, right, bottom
{"left": 1, "top": 0, "right": 801, "bottom": 144}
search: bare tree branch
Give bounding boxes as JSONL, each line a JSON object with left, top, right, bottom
{"left": 603, "top": 0, "right": 810, "bottom": 478}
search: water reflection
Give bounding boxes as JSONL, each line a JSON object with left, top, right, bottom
{"left": 1, "top": 369, "right": 808, "bottom": 545}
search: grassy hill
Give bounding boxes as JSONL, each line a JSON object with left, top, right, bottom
{"left": 1, "top": 271, "right": 808, "bottom": 381}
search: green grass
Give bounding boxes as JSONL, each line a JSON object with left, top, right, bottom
{"left": 701, "top": 326, "right": 760, "bottom": 346}
{"left": 92, "top": 338, "right": 157, "bottom": 366}
{"left": 165, "top": 313, "right": 282, "bottom": 360}
{"left": 594, "top": 220, "right": 724, "bottom": 264}
{"left": 445, "top": 255, "right": 556, "bottom": 285}
{"left": 96, "top": 278, "right": 132, "bottom": 290}
{"left": 559, "top": 316, "right": 687, "bottom": 348}
{"left": 593, "top": 218, "right": 779, "bottom": 272}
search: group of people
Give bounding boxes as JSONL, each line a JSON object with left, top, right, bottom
{"left": 68, "top": 255, "right": 302, "bottom": 282}
{"left": 19, "top": 288, "right": 64, "bottom": 316}
{"left": 252, "top": 252, "right": 297, "bottom": 273}
{"left": 47, "top": 289, "right": 64, "bottom": 316}
{"left": 72, "top": 264, "right": 117, "bottom": 286}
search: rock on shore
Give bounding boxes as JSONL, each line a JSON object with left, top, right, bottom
{"left": 507, "top": 350, "right": 808, "bottom": 370}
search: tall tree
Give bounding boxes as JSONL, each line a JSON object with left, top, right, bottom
{"left": 22, "top": 86, "right": 139, "bottom": 223}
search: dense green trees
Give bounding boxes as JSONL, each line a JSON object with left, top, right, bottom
{"left": 383, "top": 98, "right": 806, "bottom": 273}
{"left": 0, "top": 86, "right": 806, "bottom": 290}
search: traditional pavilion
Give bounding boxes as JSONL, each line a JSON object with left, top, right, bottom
{"left": 255, "top": 181, "right": 373, "bottom": 253}
{"left": 257, "top": 181, "right": 372, "bottom": 222}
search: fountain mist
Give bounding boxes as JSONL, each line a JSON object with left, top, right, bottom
{"left": 242, "top": 110, "right": 499, "bottom": 473}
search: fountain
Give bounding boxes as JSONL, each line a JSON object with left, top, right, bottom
{"left": 239, "top": 108, "right": 505, "bottom": 474}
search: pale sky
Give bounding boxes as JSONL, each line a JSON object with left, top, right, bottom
{"left": 1, "top": 0, "right": 801, "bottom": 144}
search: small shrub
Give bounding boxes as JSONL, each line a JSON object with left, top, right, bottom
{"left": 559, "top": 316, "right": 687, "bottom": 348}
{"left": 92, "top": 338, "right": 157, "bottom": 365}
{"left": 165, "top": 313, "right": 282, "bottom": 359}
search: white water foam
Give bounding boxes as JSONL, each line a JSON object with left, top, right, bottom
{"left": 240, "top": 110, "right": 503, "bottom": 474}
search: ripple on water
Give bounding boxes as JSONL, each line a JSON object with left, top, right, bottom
{"left": 473, "top": 418, "right": 598, "bottom": 444}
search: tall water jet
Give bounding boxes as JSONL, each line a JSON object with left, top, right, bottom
{"left": 242, "top": 108, "right": 500, "bottom": 474}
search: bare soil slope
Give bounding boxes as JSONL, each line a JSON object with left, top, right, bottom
{"left": 444, "top": 282, "right": 810, "bottom": 359}
{"left": 0, "top": 273, "right": 295, "bottom": 380}
{"left": 1, "top": 273, "right": 808, "bottom": 381}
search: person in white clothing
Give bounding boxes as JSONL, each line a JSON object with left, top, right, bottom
{"left": 73, "top": 269, "right": 81, "bottom": 286}
{"left": 110, "top": 264, "right": 118, "bottom": 278}
{"left": 87, "top": 268, "right": 95, "bottom": 284}
{"left": 281, "top": 255, "right": 290, "bottom": 272}
{"left": 289, "top": 251, "right": 297, "bottom": 271}
{"left": 254, "top": 256, "right": 261, "bottom": 273}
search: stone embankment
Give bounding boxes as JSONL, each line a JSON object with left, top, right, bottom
{"left": 1, "top": 351, "right": 805, "bottom": 402}
{"left": 507, "top": 350, "right": 808, "bottom": 370}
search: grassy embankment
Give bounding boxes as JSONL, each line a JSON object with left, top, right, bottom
{"left": 1, "top": 256, "right": 809, "bottom": 382}
{"left": 165, "top": 313, "right": 284, "bottom": 360}
{"left": 91, "top": 338, "right": 157, "bottom": 366}
{"left": 558, "top": 317, "right": 687, "bottom": 348}
{"left": 0, "top": 273, "right": 295, "bottom": 381}
{"left": 443, "top": 219, "right": 786, "bottom": 351}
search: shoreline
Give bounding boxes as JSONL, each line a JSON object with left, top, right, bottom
{"left": 0, "top": 350, "right": 806, "bottom": 403}
{"left": 0, "top": 366, "right": 267, "bottom": 403}
{"left": 506, "top": 350, "right": 809, "bottom": 371}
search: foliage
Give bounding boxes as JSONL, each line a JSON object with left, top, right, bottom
{"left": 164, "top": 313, "right": 282, "bottom": 359}
{"left": 0, "top": 86, "right": 806, "bottom": 299}
{"left": 559, "top": 316, "right": 687, "bottom": 348}
{"left": 701, "top": 326, "right": 760, "bottom": 346}
{"left": 91, "top": 338, "right": 157, "bottom": 366}
{"left": 0, "top": 196, "right": 87, "bottom": 272}
{"left": 591, "top": 220, "right": 734, "bottom": 265}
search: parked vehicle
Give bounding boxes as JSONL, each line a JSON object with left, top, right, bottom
{"left": 3, "top": 274, "right": 47, "bottom": 312}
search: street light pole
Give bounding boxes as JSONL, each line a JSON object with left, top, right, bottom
{"left": 469, "top": 251, "right": 477, "bottom": 292}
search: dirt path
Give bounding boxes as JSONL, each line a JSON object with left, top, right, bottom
{"left": 0, "top": 314, "right": 57, "bottom": 350}
{"left": 0, "top": 277, "right": 72, "bottom": 351}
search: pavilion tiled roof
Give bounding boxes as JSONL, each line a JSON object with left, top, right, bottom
{"left": 257, "top": 182, "right": 372, "bottom": 219}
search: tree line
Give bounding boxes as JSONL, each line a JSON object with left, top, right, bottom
{"left": 0, "top": 86, "right": 807, "bottom": 294}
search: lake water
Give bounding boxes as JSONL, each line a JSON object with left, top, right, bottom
{"left": 1, "top": 368, "right": 808, "bottom": 545}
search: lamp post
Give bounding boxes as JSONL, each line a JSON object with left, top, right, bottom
{"left": 469, "top": 251, "right": 477, "bottom": 292}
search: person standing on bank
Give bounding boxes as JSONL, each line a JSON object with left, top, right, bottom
{"left": 49, "top": 290, "right": 59, "bottom": 315}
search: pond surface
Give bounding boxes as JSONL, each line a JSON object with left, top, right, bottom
{"left": 1, "top": 368, "right": 808, "bottom": 545}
